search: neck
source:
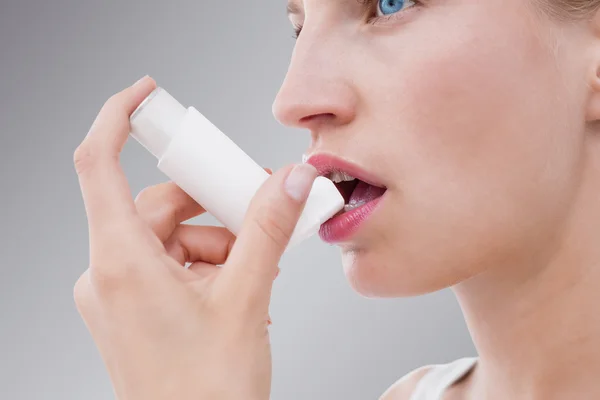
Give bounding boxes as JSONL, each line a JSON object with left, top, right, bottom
{"left": 454, "top": 150, "right": 600, "bottom": 400}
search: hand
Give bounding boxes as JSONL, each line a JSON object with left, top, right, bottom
{"left": 73, "top": 76, "right": 318, "bottom": 400}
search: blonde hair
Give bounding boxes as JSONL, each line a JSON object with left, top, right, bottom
{"left": 548, "top": 0, "right": 600, "bottom": 19}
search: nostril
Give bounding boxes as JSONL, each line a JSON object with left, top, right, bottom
{"left": 299, "top": 113, "right": 336, "bottom": 126}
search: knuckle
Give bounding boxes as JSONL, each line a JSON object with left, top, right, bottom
{"left": 97, "top": 92, "right": 128, "bottom": 123}
{"left": 104, "top": 91, "right": 125, "bottom": 110}
{"left": 135, "top": 184, "right": 177, "bottom": 217}
{"left": 87, "top": 233, "right": 147, "bottom": 292}
{"left": 88, "top": 257, "right": 140, "bottom": 294}
{"left": 253, "top": 204, "right": 294, "bottom": 247}
{"left": 135, "top": 183, "right": 171, "bottom": 206}
{"left": 134, "top": 185, "right": 158, "bottom": 206}
{"left": 135, "top": 183, "right": 189, "bottom": 222}
{"left": 73, "top": 143, "right": 95, "bottom": 176}
{"left": 73, "top": 271, "right": 92, "bottom": 310}
{"left": 74, "top": 142, "right": 117, "bottom": 176}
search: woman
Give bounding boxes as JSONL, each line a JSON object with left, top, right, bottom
{"left": 73, "top": 0, "right": 600, "bottom": 399}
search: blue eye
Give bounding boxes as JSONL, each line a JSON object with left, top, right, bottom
{"left": 377, "top": 0, "right": 412, "bottom": 16}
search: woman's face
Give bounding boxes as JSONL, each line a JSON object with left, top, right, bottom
{"left": 273, "top": 0, "right": 592, "bottom": 297}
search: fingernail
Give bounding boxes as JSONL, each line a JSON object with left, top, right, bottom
{"left": 133, "top": 75, "right": 149, "bottom": 86}
{"left": 284, "top": 164, "right": 318, "bottom": 202}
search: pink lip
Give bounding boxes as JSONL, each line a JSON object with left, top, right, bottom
{"left": 305, "top": 153, "right": 387, "bottom": 244}
{"left": 305, "top": 153, "right": 385, "bottom": 188}
{"left": 318, "top": 196, "right": 385, "bottom": 243}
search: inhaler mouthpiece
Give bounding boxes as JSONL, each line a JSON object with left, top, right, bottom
{"left": 129, "top": 87, "right": 344, "bottom": 249}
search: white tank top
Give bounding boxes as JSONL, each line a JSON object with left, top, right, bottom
{"left": 409, "top": 357, "right": 478, "bottom": 400}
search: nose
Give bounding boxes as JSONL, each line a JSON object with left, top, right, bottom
{"left": 272, "top": 37, "right": 357, "bottom": 133}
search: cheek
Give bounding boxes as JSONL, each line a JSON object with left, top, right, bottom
{"left": 397, "top": 21, "right": 579, "bottom": 240}
{"left": 345, "top": 6, "right": 584, "bottom": 295}
{"left": 361, "top": 4, "right": 569, "bottom": 188}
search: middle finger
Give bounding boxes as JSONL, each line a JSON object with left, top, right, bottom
{"left": 135, "top": 182, "right": 205, "bottom": 242}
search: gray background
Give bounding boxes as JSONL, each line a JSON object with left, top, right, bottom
{"left": 0, "top": 1, "right": 475, "bottom": 399}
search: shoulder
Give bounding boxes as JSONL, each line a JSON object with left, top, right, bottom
{"left": 379, "top": 365, "right": 434, "bottom": 400}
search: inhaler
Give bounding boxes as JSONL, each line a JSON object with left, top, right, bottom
{"left": 129, "top": 87, "right": 344, "bottom": 249}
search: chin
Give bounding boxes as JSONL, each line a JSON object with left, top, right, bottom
{"left": 340, "top": 245, "right": 479, "bottom": 299}
{"left": 340, "top": 248, "right": 422, "bottom": 298}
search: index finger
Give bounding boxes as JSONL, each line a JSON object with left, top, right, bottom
{"left": 74, "top": 76, "right": 157, "bottom": 233}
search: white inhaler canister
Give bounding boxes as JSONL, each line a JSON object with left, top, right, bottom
{"left": 129, "top": 87, "right": 344, "bottom": 249}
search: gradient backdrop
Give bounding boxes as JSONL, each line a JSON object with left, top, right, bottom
{"left": 0, "top": 1, "right": 476, "bottom": 399}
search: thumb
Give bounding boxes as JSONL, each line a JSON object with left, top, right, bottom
{"left": 221, "top": 163, "right": 318, "bottom": 303}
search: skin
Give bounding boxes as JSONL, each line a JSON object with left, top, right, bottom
{"left": 276, "top": 0, "right": 600, "bottom": 399}
{"left": 74, "top": 76, "right": 319, "bottom": 400}
{"left": 73, "top": 1, "right": 600, "bottom": 399}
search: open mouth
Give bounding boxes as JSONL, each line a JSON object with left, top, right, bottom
{"left": 326, "top": 170, "right": 387, "bottom": 216}
{"left": 305, "top": 154, "right": 387, "bottom": 217}
{"left": 305, "top": 154, "right": 387, "bottom": 242}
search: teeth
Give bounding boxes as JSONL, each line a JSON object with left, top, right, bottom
{"left": 329, "top": 170, "right": 356, "bottom": 183}
{"left": 343, "top": 198, "right": 366, "bottom": 212}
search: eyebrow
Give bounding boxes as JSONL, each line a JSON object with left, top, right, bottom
{"left": 286, "top": 1, "right": 302, "bottom": 16}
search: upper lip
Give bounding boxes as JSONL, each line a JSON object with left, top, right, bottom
{"left": 304, "top": 153, "right": 386, "bottom": 188}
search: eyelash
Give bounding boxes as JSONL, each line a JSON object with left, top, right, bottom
{"left": 293, "top": 0, "right": 420, "bottom": 39}
{"left": 293, "top": 24, "right": 302, "bottom": 39}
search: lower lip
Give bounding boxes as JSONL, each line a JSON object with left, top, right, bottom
{"left": 319, "top": 194, "right": 385, "bottom": 244}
